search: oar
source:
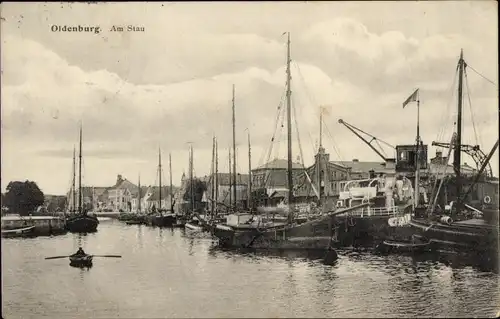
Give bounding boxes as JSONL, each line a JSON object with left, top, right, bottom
{"left": 45, "top": 255, "right": 70, "bottom": 260}
{"left": 91, "top": 255, "right": 122, "bottom": 258}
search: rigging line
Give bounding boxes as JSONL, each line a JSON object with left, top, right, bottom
{"left": 292, "top": 94, "right": 307, "bottom": 169}
{"left": 276, "top": 104, "right": 287, "bottom": 159}
{"left": 264, "top": 98, "right": 286, "bottom": 188}
{"left": 375, "top": 139, "right": 388, "bottom": 158}
{"left": 322, "top": 120, "right": 345, "bottom": 163}
{"left": 436, "top": 65, "right": 459, "bottom": 145}
{"left": 467, "top": 63, "right": 498, "bottom": 87}
{"left": 261, "top": 87, "right": 286, "bottom": 168}
{"left": 464, "top": 68, "right": 482, "bottom": 147}
{"left": 293, "top": 61, "right": 331, "bottom": 158}
{"left": 291, "top": 93, "right": 315, "bottom": 161}
{"left": 293, "top": 61, "right": 351, "bottom": 163}
{"left": 292, "top": 61, "right": 321, "bottom": 159}
{"left": 292, "top": 96, "right": 319, "bottom": 196}
{"left": 435, "top": 65, "right": 459, "bottom": 146}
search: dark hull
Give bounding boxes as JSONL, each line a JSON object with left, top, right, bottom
{"left": 146, "top": 214, "right": 176, "bottom": 227}
{"left": 118, "top": 213, "right": 135, "bottom": 221}
{"left": 173, "top": 216, "right": 187, "bottom": 228}
{"left": 213, "top": 214, "right": 337, "bottom": 250}
{"left": 332, "top": 214, "right": 407, "bottom": 248}
{"left": 66, "top": 215, "right": 99, "bottom": 233}
{"left": 69, "top": 255, "right": 93, "bottom": 268}
{"left": 125, "top": 220, "right": 144, "bottom": 225}
{"left": 405, "top": 218, "right": 499, "bottom": 254}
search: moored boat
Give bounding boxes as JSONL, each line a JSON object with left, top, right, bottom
{"left": 213, "top": 203, "right": 369, "bottom": 249}
{"left": 65, "top": 125, "right": 99, "bottom": 234}
{"left": 185, "top": 218, "right": 203, "bottom": 231}
{"left": 330, "top": 175, "right": 414, "bottom": 248}
{"left": 391, "top": 50, "right": 499, "bottom": 255}
{"left": 144, "top": 150, "right": 177, "bottom": 228}
{"left": 125, "top": 219, "right": 144, "bottom": 225}
{"left": 146, "top": 211, "right": 176, "bottom": 227}
{"left": 1, "top": 225, "right": 36, "bottom": 238}
{"left": 66, "top": 213, "right": 99, "bottom": 233}
{"left": 375, "top": 236, "right": 433, "bottom": 254}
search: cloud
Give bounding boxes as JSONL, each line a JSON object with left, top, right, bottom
{"left": 1, "top": 3, "right": 497, "bottom": 194}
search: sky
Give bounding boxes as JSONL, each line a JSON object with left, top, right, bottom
{"left": 1, "top": 1, "right": 498, "bottom": 195}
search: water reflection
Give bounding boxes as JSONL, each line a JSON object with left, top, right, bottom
{"left": 2, "top": 222, "right": 499, "bottom": 319}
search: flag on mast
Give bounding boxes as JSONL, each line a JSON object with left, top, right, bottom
{"left": 402, "top": 89, "right": 419, "bottom": 108}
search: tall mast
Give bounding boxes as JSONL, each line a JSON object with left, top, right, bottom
{"left": 286, "top": 32, "right": 293, "bottom": 215}
{"left": 415, "top": 90, "right": 421, "bottom": 208}
{"left": 317, "top": 111, "right": 322, "bottom": 205}
{"left": 169, "top": 153, "right": 173, "bottom": 214}
{"left": 78, "top": 124, "right": 82, "bottom": 214}
{"left": 232, "top": 84, "right": 237, "bottom": 208}
{"left": 247, "top": 130, "right": 252, "bottom": 210}
{"left": 319, "top": 107, "right": 323, "bottom": 149}
{"left": 453, "top": 49, "right": 465, "bottom": 216}
{"left": 158, "top": 148, "right": 162, "bottom": 210}
{"left": 72, "top": 146, "right": 76, "bottom": 212}
{"left": 190, "top": 145, "right": 194, "bottom": 212}
{"left": 211, "top": 136, "right": 215, "bottom": 216}
{"left": 215, "top": 138, "right": 218, "bottom": 214}
{"left": 229, "top": 148, "right": 232, "bottom": 209}
{"left": 138, "top": 174, "right": 141, "bottom": 213}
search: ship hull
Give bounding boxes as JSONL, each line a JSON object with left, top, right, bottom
{"left": 331, "top": 213, "right": 415, "bottom": 248}
{"left": 146, "top": 214, "right": 176, "bottom": 227}
{"left": 173, "top": 215, "right": 187, "bottom": 228}
{"left": 213, "top": 214, "right": 337, "bottom": 250}
{"left": 405, "top": 218, "right": 499, "bottom": 254}
{"left": 66, "top": 215, "right": 99, "bottom": 233}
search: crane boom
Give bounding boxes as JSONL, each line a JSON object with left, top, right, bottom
{"left": 338, "top": 119, "right": 395, "bottom": 162}
{"left": 432, "top": 141, "right": 493, "bottom": 177}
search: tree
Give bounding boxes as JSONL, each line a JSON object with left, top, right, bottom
{"left": 4, "top": 180, "right": 45, "bottom": 216}
{"left": 46, "top": 196, "right": 67, "bottom": 212}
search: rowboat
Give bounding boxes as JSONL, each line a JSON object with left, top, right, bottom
{"left": 376, "top": 237, "right": 432, "bottom": 254}
{"left": 185, "top": 221, "right": 203, "bottom": 231}
{"left": 1, "top": 225, "right": 36, "bottom": 238}
{"left": 69, "top": 254, "right": 93, "bottom": 267}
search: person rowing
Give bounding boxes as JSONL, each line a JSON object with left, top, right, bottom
{"left": 71, "top": 247, "right": 87, "bottom": 257}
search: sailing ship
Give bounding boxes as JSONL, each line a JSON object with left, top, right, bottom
{"left": 184, "top": 144, "right": 213, "bottom": 231}
{"left": 65, "top": 125, "right": 99, "bottom": 233}
{"left": 212, "top": 33, "right": 364, "bottom": 250}
{"left": 305, "top": 118, "right": 417, "bottom": 248}
{"left": 125, "top": 175, "right": 146, "bottom": 225}
{"left": 393, "top": 50, "right": 499, "bottom": 254}
{"left": 145, "top": 149, "right": 176, "bottom": 227}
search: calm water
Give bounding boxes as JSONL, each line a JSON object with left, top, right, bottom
{"left": 2, "top": 219, "right": 499, "bottom": 318}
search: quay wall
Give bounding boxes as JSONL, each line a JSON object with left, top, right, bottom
{"left": 1, "top": 216, "right": 67, "bottom": 236}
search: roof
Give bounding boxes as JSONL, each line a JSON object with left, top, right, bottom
{"left": 144, "top": 186, "right": 175, "bottom": 201}
{"left": 110, "top": 178, "right": 137, "bottom": 191}
{"left": 252, "top": 169, "right": 305, "bottom": 188}
{"left": 211, "top": 173, "right": 249, "bottom": 186}
{"left": 426, "top": 162, "right": 477, "bottom": 175}
{"left": 254, "top": 158, "right": 304, "bottom": 171}
{"left": 217, "top": 187, "right": 249, "bottom": 202}
{"left": 130, "top": 186, "right": 150, "bottom": 198}
{"left": 331, "top": 160, "right": 391, "bottom": 174}
{"left": 66, "top": 186, "right": 109, "bottom": 199}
